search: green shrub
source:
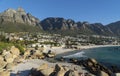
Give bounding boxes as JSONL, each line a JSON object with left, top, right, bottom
{"left": 0, "top": 42, "right": 13, "bottom": 53}
{"left": 14, "top": 44, "right": 25, "bottom": 55}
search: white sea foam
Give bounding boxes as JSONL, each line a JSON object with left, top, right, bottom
{"left": 63, "top": 51, "right": 87, "bottom": 58}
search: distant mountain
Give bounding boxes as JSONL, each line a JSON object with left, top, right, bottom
{"left": 107, "top": 21, "right": 120, "bottom": 36}
{"left": 40, "top": 17, "right": 114, "bottom": 36}
{"left": 0, "top": 7, "right": 42, "bottom": 32}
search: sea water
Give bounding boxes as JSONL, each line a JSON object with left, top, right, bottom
{"left": 63, "top": 46, "right": 120, "bottom": 66}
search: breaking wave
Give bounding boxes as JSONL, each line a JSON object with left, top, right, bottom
{"left": 63, "top": 51, "right": 87, "bottom": 58}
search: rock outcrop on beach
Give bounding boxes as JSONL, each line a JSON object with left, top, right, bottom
{"left": 0, "top": 46, "right": 22, "bottom": 76}
{"left": 30, "top": 63, "right": 92, "bottom": 76}
{"left": 70, "top": 58, "right": 114, "bottom": 76}
{"left": 0, "top": 71, "right": 10, "bottom": 76}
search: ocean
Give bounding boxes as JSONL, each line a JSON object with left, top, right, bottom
{"left": 62, "top": 46, "right": 120, "bottom": 67}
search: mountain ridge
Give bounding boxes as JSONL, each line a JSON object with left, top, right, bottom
{"left": 0, "top": 8, "right": 120, "bottom": 36}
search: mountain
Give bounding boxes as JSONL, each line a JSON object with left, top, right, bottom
{"left": 0, "top": 7, "right": 42, "bottom": 32}
{"left": 107, "top": 21, "right": 120, "bottom": 36}
{"left": 0, "top": 8, "right": 120, "bottom": 36}
{"left": 40, "top": 17, "right": 114, "bottom": 36}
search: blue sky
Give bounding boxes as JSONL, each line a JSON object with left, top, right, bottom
{"left": 0, "top": 0, "right": 120, "bottom": 25}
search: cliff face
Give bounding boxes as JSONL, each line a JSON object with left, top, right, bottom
{"left": 40, "top": 17, "right": 114, "bottom": 36}
{"left": 0, "top": 7, "right": 40, "bottom": 26}
{"left": 40, "top": 17, "right": 77, "bottom": 30}
{"left": 0, "top": 7, "right": 42, "bottom": 32}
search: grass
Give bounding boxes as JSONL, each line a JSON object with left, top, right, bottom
{"left": 0, "top": 42, "right": 13, "bottom": 53}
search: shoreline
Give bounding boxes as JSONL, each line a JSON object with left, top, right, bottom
{"left": 43, "top": 45, "right": 120, "bottom": 55}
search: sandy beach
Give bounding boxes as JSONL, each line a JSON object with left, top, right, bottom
{"left": 43, "top": 45, "right": 120, "bottom": 55}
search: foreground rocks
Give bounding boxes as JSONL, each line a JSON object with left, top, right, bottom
{"left": 30, "top": 63, "right": 91, "bottom": 76}
{"left": 69, "top": 58, "right": 115, "bottom": 76}
{"left": 0, "top": 71, "right": 10, "bottom": 76}
{"left": 0, "top": 46, "right": 21, "bottom": 76}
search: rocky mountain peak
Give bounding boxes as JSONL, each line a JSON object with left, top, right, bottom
{"left": 17, "top": 7, "right": 26, "bottom": 15}
{"left": 5, "top": 8, "right": 16, "bottom": 13}
{"left": 0, "top": 7, "right": 40, "bottom": 26}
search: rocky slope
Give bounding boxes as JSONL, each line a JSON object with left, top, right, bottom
{"left": 107, "top": 21, "right": 120, "bottom": 36}
{"left": 0, "top": 7, "right": 40, "bottom": 26}
{"left": 0, "top": 7, "right": 41, "bottom": 32}
{"left": 40, "top": 17, "right": 114, "bottom": 36}
{"left": 0, "top": 8, "right": 120, "bottom": 36}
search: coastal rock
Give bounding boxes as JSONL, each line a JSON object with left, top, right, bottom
{"left": 0, "top": 60, "right": 7, "bottom": 70}
{"left": 33, "top": 50, "right": 45, "bottom": 59}
{"left": 81, "top": 58, "right": 113, "bottom": 76}
{"left": 54, "top": 64, "right": 67, "bottom": 76}
{"left": 13, "top": 56, "right": 24, "bottom": 64}
{"left": 40, "top": 67, "right": 54, "bottom": 76}
{"left": 2, "top": 50, "right": 10, "bottom": 56}
{"left": 88, "top": 58, "right": 97, "bottom": 64}
{"left": 64, "top": 70, "right": 79, "bottom": 76}
{"left": 55, "top": 64, "right": 64, "bottom": 71}
{"left": 98, "top": 71, "right": 109, "bottom": 76}
{"left": 4, "top": 53, "right": 14, "bottom": 63}
{"left": 24, "top": 50, "right": 31, "bottom": 59}
{"left": 37, "top": 63, "right": 48, "bottom": 70}
{"left": 47, "top": 50, "right": 56, "bottom": 58}
{"left": 30, "top": 68, "right": 41, "bottom": 76}
{"left": 0, "top": 56, "right": 4, "bottom": 61}
{"left": 0, "top": 71, "right": 10, "bottom": 76}
{"left": 5, "top": 63, "right": 15, "bottom": 70}
{"left": 115, "top": 73, "right": 120, "bottom": 76}
{"left": 10, "top": 46, "right": 20, "bottom": 56}
{"left": 55, "top": 70, "right": 66, "bottom": 76}
{"left": 5, "top": 57, "right": 14, "bottom": 63}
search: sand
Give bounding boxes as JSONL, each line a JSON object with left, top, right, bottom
{"left": 43, "top": 45, "right": 120, "bottom": 55}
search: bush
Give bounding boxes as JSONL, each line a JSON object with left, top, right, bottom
{"left": 14, "top": 44, "right": 25, "bottom": 55}
{"left": 0, "top": 42, "right": 13, "bottom": 53}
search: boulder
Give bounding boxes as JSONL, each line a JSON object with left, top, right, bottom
{"left": 65, "top": 70, "right": 79, "bottom": 76}
{"left": 0, "top": 56, "right": 4, "bottom": 61}
{"left": 5, "top": 63, "right": 15, "bottom": 70}
{"left": 87, "top": 61, "right": 93, "bottom": 67}
{"left": 6, "top": 58, "right": 14, "bottom": 63}
{"left": 55, "top": 64, "right": 64, "bottom": 71}
{"left": 0, "top": 60, "right": 7, "bottom": 70}
{"left": 13, "top": 56, "right": 24, "bottom": 64}
{"left": 40, "top": 67, "right": 54, "bottom": 76}
{"left": 2, "top": 50, "right": 10, "bottom": 56}
{"left": 98, "top": 71, "right": 109, "bottom": 76}
{"left": 37, "top": 63, "right": 48, "bottom": 70}
{"left": 10, "top": 46, "right": 20, "bottom": 56}
{"left": 30, "top": 68, "right": 41, "bottom": 76}
{"left": 88, "top": 58, "right": 97, "bottom": 64}
{"left": 115, "top": 73, "right": 120, "bottom": 76}
{"left": 0, "top": 71, "right": 10, "bottom": 76}
{"left": 54, "top": 64, "right": 67, "bottom": 76}
{"left": 55, "top": 70, "right": 66, "bottom": 76}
